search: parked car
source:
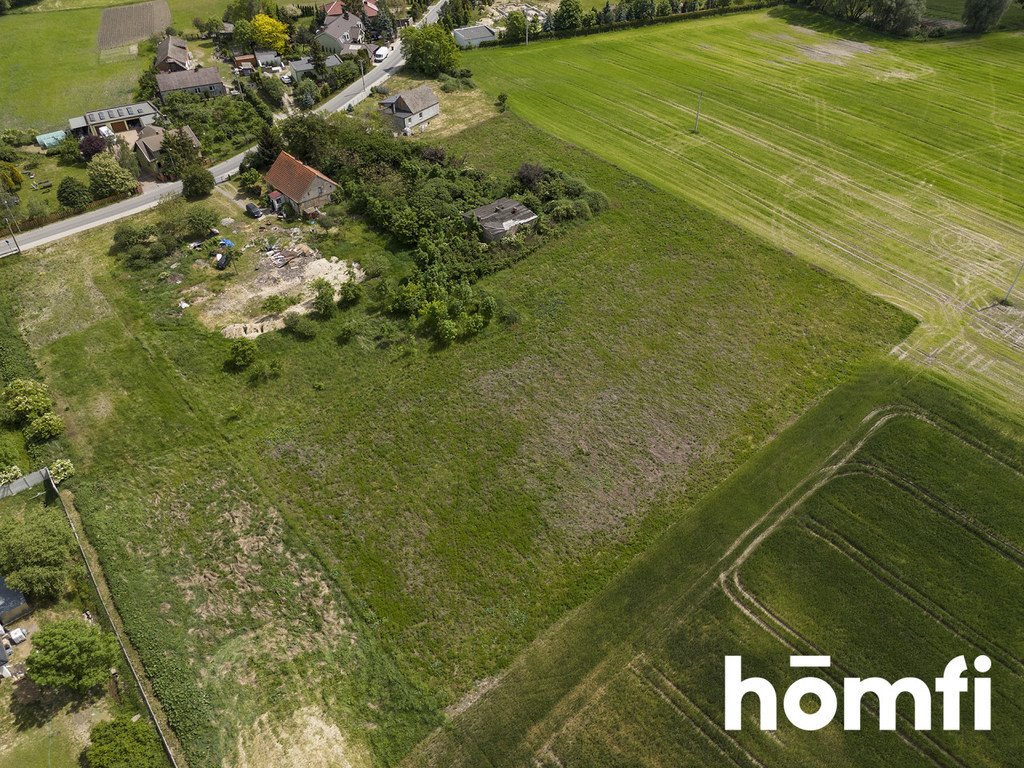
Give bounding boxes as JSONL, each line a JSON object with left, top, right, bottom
{"left": 373, "top": 46, "right": 390, "bottom": 64}
{"left": 246, "top": 203, "right": 263, "bottom": 219}
{"left": 281, "top": 74, "right": 293, "bottom": 85}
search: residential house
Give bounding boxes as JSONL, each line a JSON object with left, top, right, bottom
{"left": 452, "top": 24, "right": 497, "bottom": 48}
{"left": 465, "top": 198, "right": 538, "bottom": 242}
{"left": 290, "top": 53, "right": 348, "bottom": 81}
{"left": 379, "top": 85, "right": 440, "bottom": 133}
{"left": 264, "top": 151, "right": 339, "bottom": 215}
{"left": 155, "top": 35, "right": 192, "bottom": 72}
{"left": 156, "top": 68, "right": 227, "bottom": 101}
{"left": 68, "top": 101, "right": 160, "bottom": 138}
{"left": 0, "top": 576, "right": 29, "bottom": 626}
{"left": 214, "top": 21, "right": 235, "bottom": 38}
{"left": 324, "top": 0, "right": 378, "bottom": 16}
{"left": 315, "top": 12, "right": 365, "bottom": 54}
{"left": 255, "top": 49, "right": 283, "bottom": 69}
{"left": 134, "top": 124, "right": 201, "bottom": 180}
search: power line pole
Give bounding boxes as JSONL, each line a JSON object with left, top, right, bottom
{"left": 0, "top": 195, "right": 21, "bottom": 255}
{"left": 692, "top": 90, "right": 703, "bottom": 134}
{"left": 1003, "top": 258, "right": 1024, "bottom": 305}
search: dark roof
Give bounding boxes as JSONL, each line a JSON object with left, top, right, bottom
{"left": 318, "top": 14, "right": 363, "bottom": 43}
{"left": 453, "top": 24, "right": 497, "bottom": 41}
{"left": 156, "top": 68, "right": 224, "bottom": 94}
{"left": 0, "top": 576, "right": 27, "bottom": 623}
{"left": 466, "top": 198, "right": 538, "bottom": 239}
{"left": 83, "top": 102, "right": 160, "bottom": 126}
{"left": 264, "top": 151, "right": 338, "bottom": 203}
{"left": 392, "top": 86, "right": 439, "bottom": 115}
{"left": 155, "top": 35, "right": 190, "bottom": 67}
{"left": 136, "top": 124, "right": 200, "bottom": 161}
{"left": 291, "top": 54, "right": 344, "bottom": 73}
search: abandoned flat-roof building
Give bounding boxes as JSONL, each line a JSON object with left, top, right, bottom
{"left": 155, "top": 35, "right": 193, "bottom": 72}
{"left": 68, "top": 101, "right": 160, "bottom": 138}
{"left": 264, "top": 151, "right": 339, "bottom": 215}
{"left": 452, "top": 24, "right": 497, "bottom": 48}
{"left": 134, "top": 124, "right": 201, "bottom": 181}
{"left": 465, "top": 198, "right": 539, "bottom": 242}
{"left": 378, "top": 85, "right": 440, "bottom": 134}
{"left": 156, "top": 67, "right": 227, "bottom": 101}
{"left": 0, "top": 576, "right": 29, "bottom": 626}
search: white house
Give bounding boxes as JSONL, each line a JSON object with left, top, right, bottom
{"left": 378, "top": 86, "right": 440, "bottom": 133}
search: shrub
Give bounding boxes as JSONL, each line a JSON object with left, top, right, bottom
{"left": 436, "top": 319, "right": 458, "bottom": 345}
{"left": 0, "top": 465, "right": 21, "bottom": 485}
{"left": 88, "top": 153, "right": 137, "bottom": 199}
{"left": 338, "top": 280, "right": 362, "bottom": 307}
{"left": 181, "top": 166, "right": 215, "bottom": 199}
{"left": 3, "top": 379, "right": 53, "bottom": 424}
{"left": 248, "top": 358, "right": 283, "bottom": 384}
{"left": 336, "top": 320, "right": 358, "bottom": 344}
{"left": 261, "top": 294, "right": 300, "bottom": 314}
{"left": 56, "top": 176, "right": 93, "bottom": 210}
{"left": 310, "top": 278, "right": 336, "bottom": 318}
{"left": 85, "top": 717, "right": 164, "bottom": 768}
{"left": 283, "top": 312, "right": 318, "bottom": 339}
{"left": 112, "top": 222, "right": 152, "bottom": 251}
{"left": 49, "top": 459, "right": 75, "bottom": 484}
{"left": 25, "top": 412, "right": 65, "bottom": 444}
{"left": 184, "top": 204, "right": 219, "bottom": 239}
{"left": 479, "top": 293, "right": 497, "bottom": 320}
{"left": 228, "top": 338, "right": 258, "bottom": 369}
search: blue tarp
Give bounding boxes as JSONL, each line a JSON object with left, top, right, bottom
{"left": 35, "top": 130, "right": 67, "bottom": 148}
{"left": 219, "top": 239, "right": 235, "bottom": 248}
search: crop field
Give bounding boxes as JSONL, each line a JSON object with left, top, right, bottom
{"left": 0, "top": 113, "right": 913, "bottom": 766}
{"left": 97, "top": 0, "right": 171, "bottom": 50}
{"left": 466, "top": 10, "right": 1024, "bottom": 413}
{"left": 409, "top": 362, "right": 1024, "bottom": 767}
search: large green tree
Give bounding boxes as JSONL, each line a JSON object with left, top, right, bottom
{"left": 28, "top": 619, "right": 116, "bottom": 693}
{"left": 553, "top": 0, "right": 584, "bottom": 30}
{"left": 962, "top": 0, "right": 1010, "bottom": 29}
{"left": 401, "top": 24, "right": 460, "bottom": 77}
{"left": 504, "top": 10, "right": 527, "bottom": 41}
{"left": 0, "top": 506, "right": 72, "bottom": 601}
{"left": 88, "top": 153, "right": 138, "bottom": 199}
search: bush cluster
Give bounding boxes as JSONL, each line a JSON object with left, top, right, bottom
{"left": 1, "top": 378, "right": 65, "bottom": 446}
{"left": 112, "top": 201, "right": 219, "bottom": 267}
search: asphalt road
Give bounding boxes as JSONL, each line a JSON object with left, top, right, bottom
{"left": 10, "top": 0, "right": 444, "bottom": 255}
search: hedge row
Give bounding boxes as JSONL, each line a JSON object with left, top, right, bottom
{"left": 478, "top": 0, "right": 786, "bottom": 46}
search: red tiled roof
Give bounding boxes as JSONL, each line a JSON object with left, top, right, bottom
{"left": 323, "top": 0, "right": 345, "bottom": 14}
{"left": 264, "top": 151, "right": 337, "bottom": 204}
{"left": 324, "top": 0, "right": 377, "bottom": 15}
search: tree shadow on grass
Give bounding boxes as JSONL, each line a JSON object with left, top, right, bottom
{"left": 8, "top": 676, "right": 96, "bottom": 732}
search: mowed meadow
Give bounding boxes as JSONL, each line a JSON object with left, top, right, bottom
{"left": 409, "top": 363, "right": 1024, "bottom": 768}
{"left": 0, "top": 113, "right": 912, "bottom": 766}
{"left": 465, "top": 10, "right": 1024, "bottom": 411}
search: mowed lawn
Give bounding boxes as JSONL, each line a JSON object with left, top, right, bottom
{"left": 465, "top": 10, "right": 1024, "bottom": 410}
{"left": 1, "top": 114, "right": 911, "bottom": 766}
{"left": 0, "top": 0, "right": 227, "bottom": 132}
{"left": 408, "top": 361, "right": 1024, "bottom": 768}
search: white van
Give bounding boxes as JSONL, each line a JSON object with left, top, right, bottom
{"left": 373, "top": 46, "right": 390, "bottom": 64}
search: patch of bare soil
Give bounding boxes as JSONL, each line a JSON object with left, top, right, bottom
{"left": 188, "top": 240, "right": 363, "bottom": 338}
{"left": 444, "top": 675, "right": 503, "bottom": 719}
{"left": 797, "top": 38, "right": 875, "bottom": 65}
{"left": 231, "top": 707, "right": 372, "bottom": 768}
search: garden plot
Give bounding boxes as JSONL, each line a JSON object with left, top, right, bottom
{"left": 97, "top": 0, "right": 170, "bottom": 49}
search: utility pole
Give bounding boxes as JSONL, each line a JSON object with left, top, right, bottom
{"left": 0, "top": 196, "right": 20, "bottom": 256}
{"left": 525, "top": 16, "right": 529, "bottom": 44}
{"left": 692, "top": 90, "right": 703, "bottom": 134}
{"left": 1003, "top": 258, "right": 1024, "bottom": 305}
{"left": 359, "top": 59, "right": 366, "bottom": 91}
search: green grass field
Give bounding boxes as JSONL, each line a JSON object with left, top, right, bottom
{"left": 465, "top": 10, "right": 1024, "bottom": 412}
{"left": 407, "top": 361, "right": 1024, "bottom": 767}
{"left": 0, "top": 109, "right": 912, "bottom": 766}
{"left": 0, "top": 0, "right": 227, "bottom": 132}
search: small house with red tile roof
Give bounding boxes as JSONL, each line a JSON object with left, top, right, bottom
{"left": 263, "top": 151, "right": 338, "bottom": 216}
{"left": 324, "top": 0, "right": 378, "bottom": 16}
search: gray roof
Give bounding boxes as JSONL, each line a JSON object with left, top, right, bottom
{"left": 254, "top": 49, "right": 281, "bottom": 63}
{"left": 83, "top": 101, "right": 160, "bottom": 126}
{"left": 392, "top": 85, "right": 439, "bottom": 115}
{"left": 291, "top": 54, "right": 344, "bottom": 73}
{"left": 0, "top": 576, "right": 27, "bottom": 623}
{"left": 156, "top": 67, "right": 224, "bottom": 94}
{"left": 135, "top": 124, "right": 200, "bottom": 160}
{"left": 466, "top": 198, "right": 538, "bottom": 239}
{"left": 318, "top": 14, "right": 363, "bottom": 43}
{"left": 453, "top": 24, "right": 496, "bottom": 40}
{"left": 156, "top": 35, "right": 190, "bottom": 67}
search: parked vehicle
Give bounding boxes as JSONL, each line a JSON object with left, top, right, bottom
{"left": 373, "top": 46, "right": 390, "bottom": 64}
{"left": 246, "top": 203, "right": 263, "bottom": 219}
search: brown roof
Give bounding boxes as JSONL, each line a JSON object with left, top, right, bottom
{"left": 264, "top": 151, "right": 337, "bottom": 203}
{"left": 323, "top": 0, "right": 345, "bottom": 14}
{"left": 394, "top": 86, "right": 439, "bottom": 115}
{"left": 156, "top": 67, "right": 224, "bottom": 94}
{"left": 155, "top": 35, "right": 190, "bottom": 68}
